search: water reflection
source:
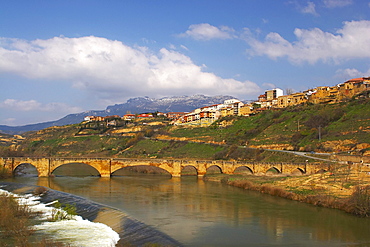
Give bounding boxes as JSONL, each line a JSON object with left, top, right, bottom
{"left": 5, "top": 174, "right": 370, "bottom": 246}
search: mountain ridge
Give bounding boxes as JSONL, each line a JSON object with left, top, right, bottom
{"left": 0, "top": 95, "right": 237, "bottom": 134}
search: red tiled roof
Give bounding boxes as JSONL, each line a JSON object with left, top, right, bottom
{"left": 347, "top": 77, "right": 364, "bottom": 82}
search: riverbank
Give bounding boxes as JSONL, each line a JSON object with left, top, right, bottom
{"left": 0, "top": 187, "right": 67, "bottom": 246}
{"left": 0, "top": 182, "right": 182, "bottom": 247}
{"left": 4, "top": 174, "right": 370, "bottom": 246}
{"left": 204, "top": 167, "right": 370, "bottom": 217}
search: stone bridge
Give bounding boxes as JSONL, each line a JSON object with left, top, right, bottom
{"left": 1, "top": 157, "right": 331, "bottom": 178}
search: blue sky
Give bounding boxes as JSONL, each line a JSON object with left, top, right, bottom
{"left": 1, "top": 0, "right": 370, "bottom": 126}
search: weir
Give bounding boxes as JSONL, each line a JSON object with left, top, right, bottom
{"left": 1, "top": 157, "right": 330, "bottom": 178}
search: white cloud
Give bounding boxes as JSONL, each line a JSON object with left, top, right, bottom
{"left": 168, "top": 44, "right": 177, "bottom": 50}
{"left": 323, "top": 0, "right": 353, "bottom": 8}
{"left": 179, "top": 23, "right": 235, "bottom": 41}
{"left": 0, "top": 99, "right": 41, "bottom": 111}
{"left": 0, "top": 99, "right": 82, "bottom": 113}
{"left": 2, "top": 118, "right": 16, "bottom": 125}
{"left": 262, "top": 83, "right": 276, "bottom": 90}
{"left": 301, "top": 1, "right": 318, "bottom": 15}
{"left": 246, "top": 20, "right": 370, "bottom": 64}
{"left": 335, "top": 68, "right": 362, "bottom": 78}
{"left": 180, "top": 45, "right": 189, "bottom": 51}
{"left": 0, "top": 36, "right": 260, "bottom": 102}
{"left": 288, "top": 1, "right": 318, "bottom": 16}
{"left": 335, "top": 68, "right": 370, "bottom": 80}
{"left": 147, "top": 48, "right": 260, "bottom": 95}
{"left": 168, "top": 44, "right": 189, "bottom": 51}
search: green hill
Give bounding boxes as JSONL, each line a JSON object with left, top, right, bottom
{"left": 170, "top": 98, "right": 370, "bottom": 155}
{"left": 1, "top": 98, "right": 369, "bottom": 161}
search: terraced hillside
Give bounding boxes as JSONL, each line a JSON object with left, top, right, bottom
{"left": 169, "top": 98, "right": 370, "bottom": 155}
{"left": 1, "top": 98, "right": 369, "bottom": 161}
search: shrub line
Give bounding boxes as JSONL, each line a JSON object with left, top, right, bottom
{"left": 220, "top": 176, "right": 370, "bottom": 217}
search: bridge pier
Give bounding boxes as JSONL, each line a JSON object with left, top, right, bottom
{"left": 37, "top": 158, "right": 51, "bottom": 177}
{"left": 169, "top": 160, "right": 182, "bottom": 177}
{"left": 100, "top": 173, "right": 111, "bottom": 178}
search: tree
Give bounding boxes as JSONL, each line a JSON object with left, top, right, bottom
{"left": 285, "top": 88, "right": 294, "bottom": 95}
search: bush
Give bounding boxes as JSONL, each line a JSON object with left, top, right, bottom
{"left": 33, "top": 186, "right": 48, "bottom": 196}
{"left": 291, "top": 132, "right": 305, "bottom": 145}
{"left": 213, "top": 148, "right": 228, "bottom": 160}
{"left": 0, "top": 194, "right": 69, "bottom": 246}
{"left": 0, "top": 195, "right": 34, "bottom": 245}
{"left": 303, "top": 194, "right": 337, "bottom": 208}
{"left": 304, "top": 108, "right": 345, "bottom": 129}
{"left": 0, "top": 146, "right": 24, "bottom": 157}
{"left": 345, "top": 185, "right": 370, "bottom": 217}
{"left": 49, "top": 201, "right": 77, "bottom": 221}
{"left": 126, "top": 133, "right": 145, "bottom": 148}
{"left": 0, "top": 167, "right": 12, "bottom": 178}
{"left": 144, "top": 128, "right": 155, "bottom": 137}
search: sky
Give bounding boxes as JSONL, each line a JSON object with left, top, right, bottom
{"left": 1, "top": 0, "right": 370, "bottom": 126}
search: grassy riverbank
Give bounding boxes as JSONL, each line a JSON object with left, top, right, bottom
{"left": 205, "top": 169, "right": 370, "bottom": 217}
{"left": 0, "top": 193, "right": 35, "bottom": 246}
{"left": 0, "top": 192, "right": 66, "bottom": 247}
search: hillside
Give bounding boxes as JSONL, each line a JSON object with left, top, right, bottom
{"left": 169, "top": 98, "right": 370, "bottom": 155}
{"left": 1, "top": 98, "right": 369, "bottom": 160}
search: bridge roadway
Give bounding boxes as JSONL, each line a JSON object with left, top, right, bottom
{"left": 1, "top": 157, "right": 332, "bottom": 178}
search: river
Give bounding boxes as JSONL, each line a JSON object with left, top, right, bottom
{"left": 1, "top": 164, "right": 370, "bottom": 246}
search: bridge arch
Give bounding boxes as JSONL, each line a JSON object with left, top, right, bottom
{"left": 291, "top": 168, "right": 305, "bottom": 175}
{"left": 13, "top": 163, "right": 38, "bottom": 177}
{"left": 206, "top": 165, "right": 223, "bottom": 175}
{"left": 50, "top": 160, "right": 104, "bottom": 177}
{"left": 110, "top": 160, "right": 176, "bottom": 177}
{"left": 234, "top": 166, "right": 253, "bottom": 175}
{"left": 181, "top": 165, "right": 198, "bottom": 176}
{"left": 266, "top": 167, "right": 281, "bottom": 175}
{"left": 112, "top": 165, "right": 171, "bottom": 176}
{"left": 51, "top": 163, "right": 100, "bottom": 176}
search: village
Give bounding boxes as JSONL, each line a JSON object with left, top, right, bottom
{"left": 84, "top": 77, "right": 370, "bottom": 127}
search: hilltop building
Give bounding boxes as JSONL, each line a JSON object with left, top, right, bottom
{"left": 256, "top": 88, "right": 283, "bottom": 109}
{"left": 275, "top": 77, "right": 369, "bottom": 108}
{"left": 123, "top": 114, "right": 136, "bottom": 121}
{"left": 166, "top": 112, "right": 188, "bottom": 120}
{"left": 172, "top": 77, "right": 369, "bottom": 127}
{"left": 265, "top": 88, "right": 283, "bottom": 101}
{"left": 174, "top": 99, "right": 245, "bottom": 126}
{"left": 277, "top": 92, "right": 307, "bottom": 108}
{"left": 83, "top": 77, "right": 370, "bottom": 129}
{"left": 337, "top": 77, "right": 370, "bottom": 101}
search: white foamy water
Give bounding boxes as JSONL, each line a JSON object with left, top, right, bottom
{"left": 0, "top": 189, "right": 120, "bottom": 247}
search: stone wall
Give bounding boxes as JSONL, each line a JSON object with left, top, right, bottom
{"left": 331, "top": 155, "right": 370, "bottom": 164}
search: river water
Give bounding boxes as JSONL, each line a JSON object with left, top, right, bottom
{"left": 1, "top": 165, "right": 370, "bottom": 246}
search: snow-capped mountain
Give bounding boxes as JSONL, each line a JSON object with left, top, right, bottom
{"left": 0, "top": 95, "right": 238, "bottom": 134}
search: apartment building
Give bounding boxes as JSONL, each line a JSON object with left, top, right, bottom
{"left": 177, "top": 99, "right": 244, "bottom": 126}
{"left": 277, "top": 92, "right": 307, "bottom": 108}
{"left": 265, "top": 88, "right": 283, "bottom": 101}
{"left": 175, "top": 77, "right": 370, "bottom": 128}
{"left": 337, "top": 77, "right": 370, "bottom": 101}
